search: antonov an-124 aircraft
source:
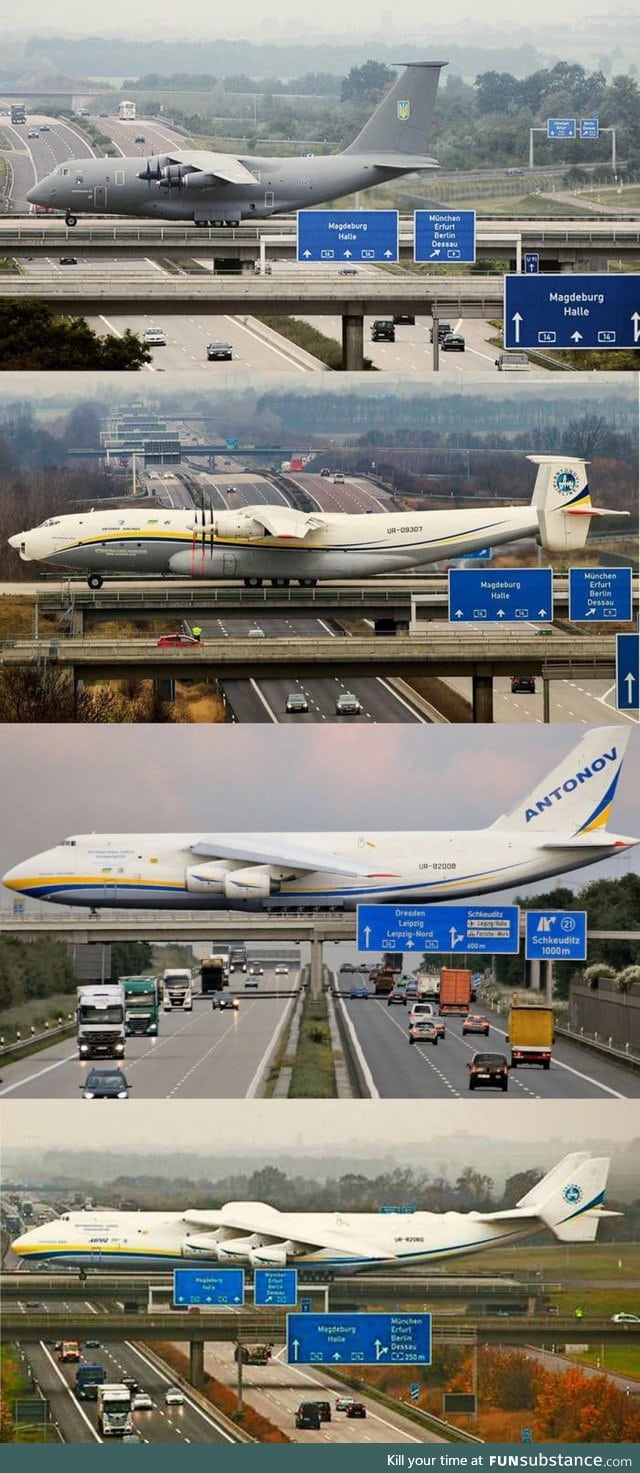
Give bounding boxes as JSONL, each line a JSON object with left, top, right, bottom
{"left": 3, "top": 728, "right": 635, "bottom": 911}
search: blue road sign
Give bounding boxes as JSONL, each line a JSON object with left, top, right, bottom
{"left": 580, "top": 117, "right": 599, "bottom": 140}
{"left": 286, "top": 1313, "right": 431, "bottom": 1366}
{"left": 173, "top": 1269, "right": 245, "bottom": 1306}
{"left": 357, "top": 904, "right": 520, "bottom": 955}
{"left": 225, "top": 438, "right": 239, "bottom": 450}
{"left": 254, "top": 1269, "right": 298, "bottom": 1307}
{"left": 297, "top": 209, "right": 398, "bottom": 263}
{"left": 448, "top": 568, "right": 553, "bottom": 623}
{"left": 525, "top": 910, "right": 587, "bottom": 961}
{"left": 547, "top": 118, "right": 576, "bottom": 138}
{"left": 569, "top": 567, "right": 632, "bottom": 622}
{"left": 504, "top": 273, "right": 640, "bottom": 350}
{"left": 414, "top": 210, "right": 476, "bottom": 264}
{"left": 616, "top": 632, "right": 640, "bottom": 711}
{"left": 524, "top": 252, "right": 539, "bottom": 274}
{"left": 300, "top": 1298, "right": 312, "bottom": 1314}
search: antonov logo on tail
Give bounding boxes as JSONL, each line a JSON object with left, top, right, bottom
{"left": 553, "top": 470, "right": 579, "bottom": 495}
{"left": 524, "top": 747, "right": 618, "bottom": 823}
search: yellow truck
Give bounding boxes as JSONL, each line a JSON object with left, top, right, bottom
{"left": 508, "top": 1006, "right": 555, "bottom": 1070}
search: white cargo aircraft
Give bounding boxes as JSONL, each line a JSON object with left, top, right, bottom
{"left": 11, "top": 1155, "right": 615, "bottom": 1273}
{"left": 3, "top": 728, "right": 635, "bottom": 911}
{"left": 7, "top": 457, "right": 625, "bottom": 588}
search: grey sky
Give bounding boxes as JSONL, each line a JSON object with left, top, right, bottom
{"left": 0, "top": 9, "right": 634, "bottom": 39}
{"left": 1, "top": 725, "right": 638, "bottom": 903}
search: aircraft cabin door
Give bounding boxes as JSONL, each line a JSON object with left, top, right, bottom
{"left": 222, "top": 554, "right": 237, "bottom": 577}
{"left": 264, "top": 190, "right": 274, "bottom": 209}
{"left": 103, "top": 882, "right": 117, "bottom": 902}
{"left": 94, "top": 185, "right": 108, "bottom": 210}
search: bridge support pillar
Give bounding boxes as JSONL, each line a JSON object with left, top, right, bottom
{"left": 73, "top": 609, "right": 84, "bottom": 639}
{"left": 543, "top": 960, "right": 554, "bottom": 1002}
{"left": 189, "top": 1339, "right": 205, "bottom": 1389}
{"left": 309, "top": 937, "right": 323, "bottom": 998}
{"left": 342, "top": 314, "right": 364, "bottom": 371}
{"left": 525, "top": 959, "right": 543, "bottom": 992}
{"left": 153, "top": 677, "right": 176, "bottom": 705}
{"left": 542, "top": 678, "right": 550, "bottom": 723}
{"left": 472, "top": 674, "right": 493, "bottom": 723}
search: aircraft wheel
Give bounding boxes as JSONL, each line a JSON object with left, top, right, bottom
{"left": 245, "top": 577, "right": 263, "bottom": 588}
{"left": 272, "top": 577, "right": 290, "bottom": 587}
{"left": 299, "top": 578, "right": 317, "bottom": 587}
{"left": 88, "top": 574, "right": 103, "bottom": 590}
{"left": 65, "top": 214, "right": 77, "bottom": 227}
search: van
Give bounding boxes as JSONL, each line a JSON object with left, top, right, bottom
{"left": 371, "top": 319, "right": 395, "bottom": 342}
{"left": 295, "top": 1402, "right": 322, "bottom": 1429}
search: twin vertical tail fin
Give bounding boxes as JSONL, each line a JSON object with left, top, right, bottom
{"left": 490, "top": 727, "right": 631, "bottom": 839}
{"left": 344, "top": 62, "right": 445, "bottom": 160}
{"left": 530, "top": 454, "right": 628, "bottom": 552}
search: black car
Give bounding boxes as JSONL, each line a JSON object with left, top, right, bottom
{"left": 347, "top": 1402, "right": 367, "bottom": 1419}
{"left": 441, "top": 333, "right": 465, "bottom": 352}
{"left": 295, "top": 1402, "right": 321, "bottom": 1429}
{"left": 207, "top": 342, "right": 233, "bottom": 360}
{"left": 511, "top": 676, "right": 536, "bottom": 694}
{"left": 429, "top": 322, "right": 452, "bottom": 342}
{"left": 468, "top": 1052, "right": 509, "bottom": 1092}
{"left": 81, "top": 1069, "right": 131, "bottom": 1100}
{"left": 59, "top": 257, "right": 78, "bottom": 265}
{"left": 311, "top": 1401, "right": 331, "bottom": 1423}
{"left": 370, "top": 319, "right": 395, "bottom": 342}
{"left": 393, "top": 313, "right": 415, "bottom": 325}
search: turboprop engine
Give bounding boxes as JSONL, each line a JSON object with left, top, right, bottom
{"left": 189, "top": 511, "right": 267, "bottom": 542}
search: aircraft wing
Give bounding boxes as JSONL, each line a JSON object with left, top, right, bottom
{"left": 157, "top": 150, "right": 259, "bottom": 186}
{"left": 190, "top": 837, "right": 393, "bottom": 879}
{"left": 183, "top": 1205, "right": 394, "bottom": 1262}
{"left": 241, "top": 506, "right": 326, "bottom": 540}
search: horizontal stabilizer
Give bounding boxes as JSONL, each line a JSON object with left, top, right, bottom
{"left": 368, "top": 155, "right": 439, "bottom": 169}
{"left": 528, "top": 455, "right": 628, "bottom": 552}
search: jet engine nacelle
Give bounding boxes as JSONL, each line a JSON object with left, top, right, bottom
{"left": 213, "top": 513, "right": 266, "bottom": 541}
{"left": 216, "top": 1237, "right": 252, "bottom": 1263}
{"left": 185, "top": 862, "right": 230, "bottom": 894}
{"left": 182, "top": 1234, "right": 223, "bottom": 1257}
{"left": 249, "top": 1244, "right": 289, "bottom": 1268}
{"left": 224, "top": 866, "right": 272, "bottom": 901}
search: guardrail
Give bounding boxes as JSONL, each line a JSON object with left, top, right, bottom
{"left": 0, "top": 1020, "right": 74, "bottom": 1058}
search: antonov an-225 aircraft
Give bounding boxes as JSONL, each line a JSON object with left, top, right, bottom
{"left": 11, "top": 1155, "right": 615, "bottom": 1273}
{"left": 8, "top": 457, "right": 625, "bottom": 589}
{"left": 26, "top": 63, "right": 443, "bottom": 226}
{"left": 3, "top": 728, "right": 635, "bottom": 911}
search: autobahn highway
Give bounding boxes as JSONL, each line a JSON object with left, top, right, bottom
{"left": 337, "top": 987, "right": 640, "bottom": 1100}
{"left": 0, "top": 969, "right": 297, "bottom": 1100}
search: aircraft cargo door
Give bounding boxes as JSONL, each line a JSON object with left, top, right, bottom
{"left": 264, "top": 190, "right": 274, "bottom": 209}
{"left": 94, "top": 186, "right": 108, "bottom": 210}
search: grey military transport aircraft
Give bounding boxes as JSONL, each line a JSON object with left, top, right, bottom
{"left": 27, "top": 63, "right": 444, "bottom": 225}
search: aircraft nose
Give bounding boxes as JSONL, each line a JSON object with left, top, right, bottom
{"left": 27, "top": 178, "right": 54, "bottom": 206}
{"left": 3, "top": 859, "right": 34, "bottom": 896}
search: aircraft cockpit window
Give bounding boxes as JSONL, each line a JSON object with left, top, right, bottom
{"left": 58, "top": 839, "right": 76, "bottom": 847}
{"left": 42, "top": 519, "right": 60, "bottom": 528}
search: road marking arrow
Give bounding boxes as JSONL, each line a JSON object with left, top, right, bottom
{"left": 512, "top": 312, "right": 523, "bottom": 344}
{"left": 625, "top": 672, "right": 636, "bottom": 700}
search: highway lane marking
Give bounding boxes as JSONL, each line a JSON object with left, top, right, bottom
{"left": 162, "top": 998, "right": 285, "bottom": 1097}
{"left": 379, "top": 1004, "right": 462, "bottom": 1096}
{"left": 98, "top": 314, "right": 157, "bottom": 372}
{"left": 444, "top": 1019, "right": 539, "bottom": 1099}
{"left": 39, "top": 1341, "right": 101, "bottom": 1441}
{"left": 126, "top": 1342, "right": 236, "bottom": 1441}
{"left": 596, "top": 681, "right": 639, "bottom": 724}
{"left": 246, "top": 982, "right": 300, "bottom": 1097}
{"left": 375, "top": 676, "right": 426, "bottom": 723}
{"left": 222, "top": 314, "right": 312, "bottom": 373}
{"left": 249, "top": 678, "right": 278, "bottom": 721}
{"left": 269, "top": 1348, "right": 423, "bottom": 1442}
{"left": 0, "top": 1051, "right": 78, "bottom": 1096}
{"left": 487, "top": 1020, "right": 626, "bottom": 1098}
{"left": 334, "top": 990, "right": 380, "bottom": 1098}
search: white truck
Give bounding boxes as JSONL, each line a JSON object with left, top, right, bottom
{"left": 76, "top": 985, "right": 125, "bottom": 1059}
{"left": 416, "top": 971, "right": 440, "bottom": 1002}
{"left": 117, "top": 100, "right": 136, "bottom": 121}
{"left": 96, "top": 1384, "right": 134, "bottom": 1437}
{"left": 162, "top": 968, "right": 193, "bottom": 1010}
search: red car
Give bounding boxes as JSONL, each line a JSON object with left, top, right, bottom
{"left": 156, "top": 632, "right": 201, "bottom": 647}
{"left": 462, "top": 1014, "right": 490, "bottom": 1036}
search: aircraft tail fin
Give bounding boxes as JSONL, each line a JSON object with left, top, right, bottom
{"left": 529, "top": 455, "right": 628, "bottom": 553}
{"left": 519, "top": 1154, "right": 614, "bottom": 1242}
{"left": 489, "top": 727, "right": 630, "bottom": 837}
{"left": 343, "top": 62, "right": 445, "bottom": 159}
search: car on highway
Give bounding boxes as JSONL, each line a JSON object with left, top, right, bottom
{"left": 156, "top": 632, "right": 201, "bottom": 647}
{"left": 122, "top": 1377, "right": 139, "bottom": 1392}
{"left": 295, "top": 1403, "right": 322, "bottom": 1429}
{"left": 320, "top": 467, "right": 331, "bottom": 477}
{"left": 387, "top": 987, "right": 407, "bottom": 1006}
{"left": 468, "top": 1051, "right": 509, "bottom": 1091}
{"left": 335, "top": 691, "right": 362, "bottom": 715}
{"left": 441, "top": 333, "right": 465, "bottom": 352}
{"left": 122, "top": 1432, "right": 143, "bottom": 1443}
{"left": 274, "top": 964, "right": 289, "bottom": 975}
{"left": 333, "top": 472, "right": 345, "bottom": 483}
{"left": 80, "top": 1068, "right": 131, "bottom": 1100}
{"left": 142, "top": 326, "right": 167, "bottom": 346}
{"left": 216, "top": 995, "right": 239, "bottom": 1010}
{"left": 248, "top": 626, "right": 265, "bottom": 638}
{"left": 393, "top": 313, "right": 415, "bottom": 324}
{"left": 405, "top": 980, "right": 418, "bottom": 997}
{"left": 346, "top": 1403, "right": 367, "bottom": 1418}
{"left": 429, "top": 322, "right": 452, "bottom": 342}
{"left": 27, "top": 129, "right": 40, "bottom": 138}
{"left": 135, "top": 135, "right": 146, "bottom": 143}
{"left": 462, "top": 1014, "right": 491, "bottom": 1037}
{"left": 285, "top": 692, "right": 309, "bottom": 714}
{"left": 511, "top": 676, "right": 536, "bottom": 694}
{"left": 495, "top": 351, "right": 530, "bottom": 371}
{"left": 350, "top": 984, "right": 369, "bottom": 999}
{"left": 132, "top": 1391, "right": 154, "bottom": 1411}
{"left": 84, "top": 1339, "right": 101, "bottom": 1349}
{"left": 335, "top": 1395, "right": 355, "bottom": 1411}
{"left": 371, "top": 319, "right": 395, "bottom": 342}
{"left": 40, "top": 124, "right": 50, "bottom": 131}
{"left": 244, "top": 974, "right": 260, "bottom": 988}
{"left": 248, "top": 962, "right": 263, "bottom": 976}
{"left": 59, "top": 256, "right": 78, "bottom": 265}
{"left": 409, "top": 1018, "right": 439, "bottom": 1046}
{"left": 165, "top": 1386, "right": 186, "bottom": 1405}
{"left": 340, "top": 962, "right": 356, "bottom": 973}
{"left": 207, "top": 341, "right": 233, "bottom": 361}
{"left": 408, "top": 1001, "right": 435, "bottom": 1025}
{"left": 611, "top": 1312, "right": 640, "bottom": 1323}
{"left": 339, "top": 266, "right": 358, "bottom": 275}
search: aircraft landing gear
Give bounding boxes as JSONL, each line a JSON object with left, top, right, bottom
{"left": 271, "top": 577, "right": 290, "bottom": 588}
{"left": 65, "top": 213, "right": 77, "bottom": 227}
{"left": 87, "top": 574, "right": 103, "bottom": 590}
{"left": 299, "top": 578, "right": 317, "bottom": 588}
{"left": 244, "top": 577, "right": 263, "bottom": 588}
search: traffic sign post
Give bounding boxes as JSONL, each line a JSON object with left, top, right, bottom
{"left": 616, "top": 632, "right": 640, "bottom": 711}
{"left": 524, "top": 253, "right": 539, "bottom": 274}
{"left": 579, "top": 118, "right": 599, "bottom": 139}
{"left": 414, "top": 210, "right": 476, "bottom": 264}
{"left": 524, "top": 911, "right": 587, "bottom": 961}
{"left": 173, "top": 1269, "right": 245, "bottom": 1306}
{"left": 504, "top": 273, "right": 640, "bottom": 350}
{"left": 254, "top": 1269, "right": 298, "bottom": 1307}
{"left": 448, "top": 568, "right": 553, "bottom": 623}
{"left": 547, "top": 118, "right": 576, "bottom": 138}
{"left": 286, "top": 1313, "right": 432, "bottom": 1366}
{"left": 569, "top": 568, "right": 632, "bottom": 622}
{"left": 297, "top": 210, "right": 398, "bottom": 263}
{"left": 357, "top": 904, "right": 520, "bottom": 955}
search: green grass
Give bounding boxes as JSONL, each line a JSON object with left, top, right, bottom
{"left": 426, "top": 191, "right": 597, "bottom": 218}
{"left": 576, "top": 185, "right": 640, "bottom": 207}
{"left": 452, "top": 1244, "right": 640, "bottom": 1278}
{"left": 570, "top": 1346, "right": 640, "bottom": 1379}
{"left": 289, "top": 988, "right": 337, "bottom": 1098}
